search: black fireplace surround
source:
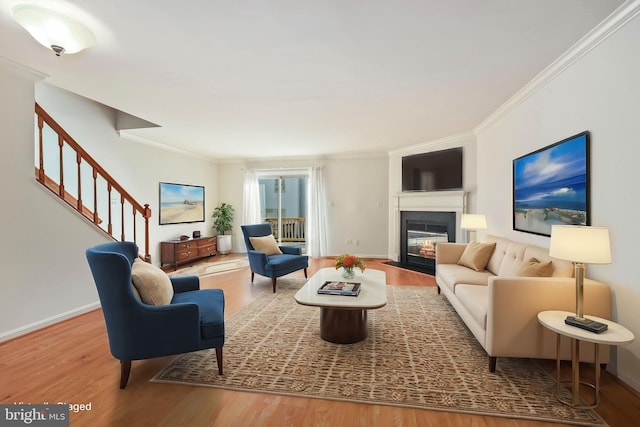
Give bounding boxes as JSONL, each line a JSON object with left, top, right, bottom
{"left": 399, "top": 211, "right": 456, "bottom": 275}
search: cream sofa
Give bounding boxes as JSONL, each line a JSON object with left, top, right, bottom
{"left": 435, "top": 235, "right": 611, "bottom": 372}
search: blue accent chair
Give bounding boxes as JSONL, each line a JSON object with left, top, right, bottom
{"left": 241, "top": 223, "right": 308, "bottom": 293}
{"left": 85, "top": 241, "right": 225, "bottom": 388}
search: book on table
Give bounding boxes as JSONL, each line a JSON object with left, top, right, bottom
{"left": 317, "top": 281, "right": 361, "bottom": 296}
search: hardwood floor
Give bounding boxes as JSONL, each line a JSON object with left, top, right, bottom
{"left": 1, "top": 255, "right": 638, "bottom": 426}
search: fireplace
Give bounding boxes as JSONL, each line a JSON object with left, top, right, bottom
{"left": 400, "top": 211, "right": 456, "bottom": 274}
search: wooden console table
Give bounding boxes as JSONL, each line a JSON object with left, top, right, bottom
{"left": 160, "top": 236, "right": 217, "bottom": 270}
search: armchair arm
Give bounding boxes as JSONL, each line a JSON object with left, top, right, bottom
{"left": 280, "top": 245, "right": 302, "bottom": 255}
{"left": 170, "top": 275, "right": 200, "bottom": 293}
{"left": 435, "top": 243, "right": 467, "bottom": 265}
{"left": 246, "top": 250, "right": 268, "bottom": 275}
{"left": 485, "top": 276, "right": 611, "bottom": 360}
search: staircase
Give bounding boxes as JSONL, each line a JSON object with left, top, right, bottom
{"left": 34, "top": 103, "right": 152, "bottom": 261}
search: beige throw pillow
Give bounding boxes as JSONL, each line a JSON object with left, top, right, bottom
{"left": 457, "top": 242, "right": 496, "bottom": 272}
{"left": 131, "top": 258, "right": 174, "bottom": 305}
{"left": 249, "top": 235, "right": 283, "bottom": 255}
{"left": 515, "top": 257, "right": 553, "bottom": 277}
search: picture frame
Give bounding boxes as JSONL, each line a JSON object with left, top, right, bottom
{"left": 513, "top": 131, "right": 590, "bottom": 236}
{"left": 159, "top": 182, "right": 205, "bottom": 225}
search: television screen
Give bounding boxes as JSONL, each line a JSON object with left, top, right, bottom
{"left": 402, "top": 147, "right": 463, "bottom": 192}
{"left": 159, "top": 182, "right": 205, "bottom": 225}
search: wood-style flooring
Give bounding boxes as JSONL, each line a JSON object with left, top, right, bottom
{"left": 1, "top": 255, "right": 638, "bottom": 426}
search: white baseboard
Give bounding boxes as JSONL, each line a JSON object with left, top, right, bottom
{"left": 0, "top": 301, "right": 101, "bottom": 343}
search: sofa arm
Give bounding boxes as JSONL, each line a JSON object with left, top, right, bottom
{"left": 485, "top": 276, "right": 611, "bottom": 361}
{"left": 435, "top": 243, "right": 467, "bottom": 265}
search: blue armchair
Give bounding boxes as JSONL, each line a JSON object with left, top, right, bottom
{"left": 241, "top": 223, "right": 308, "bottom": 293}
{"left": 85, "top": 241, "right": 225, "bottom": 388}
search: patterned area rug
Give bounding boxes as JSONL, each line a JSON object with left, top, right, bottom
{"left": 152, "top": 279, "right": 607, "bottom": 426}
{"left": 167, "top": 258, "right": 249, "bottom": 277}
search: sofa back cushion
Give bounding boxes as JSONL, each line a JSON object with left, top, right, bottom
{"left": 483, "top": 235, "right": 511, "bottom": 275}
{"left": 482, "top": 235, "right": 574, "bottom": 278}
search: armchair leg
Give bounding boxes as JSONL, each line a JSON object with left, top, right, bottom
{"left": 120, "top": 360, "right": 132, "bottom": 389}
{"left": 215, "top": 347, "right": 223, "bottom": 375}
{"left": 251, "top": 272, "right": 255, "bottom": 283}
{"left": 272, "top": 277, "right": 277, "bottom": 293}
{"left": 489, "top": 356, "right": 497, "bottom": 373}
{"left": 303, "top": 268, "right": 308, "bottom": 279}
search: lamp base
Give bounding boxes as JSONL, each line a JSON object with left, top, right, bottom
{"left": 565, "top": 315, "right": 608, "bottom": 333}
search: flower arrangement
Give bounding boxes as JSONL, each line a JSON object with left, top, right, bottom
{"left": 335, "top": 254, "right": 366, "bottom": 279}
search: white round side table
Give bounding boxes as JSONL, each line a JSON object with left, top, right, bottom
{"left": 538, "top": 310, "right": 634, "bottom": 408}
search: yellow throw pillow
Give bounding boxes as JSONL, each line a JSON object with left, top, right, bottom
{"left": 457, "top": 242, "right": 497, "bottom": 272}
{"left": 249, "top": 234, "right": 283, "bottom": 255}
{"left": 131, "top": 258, "right": 174, "bottom": 305}
{"left": 515, "top": 257, "right": 553, "bottom": 277}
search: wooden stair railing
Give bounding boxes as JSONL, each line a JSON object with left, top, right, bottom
{"left": 34, "top": 103, "right": 152, "bottom": 262}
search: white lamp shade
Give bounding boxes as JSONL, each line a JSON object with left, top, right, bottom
{"left": 549, "top": 225, "right": 611, "bottom": 264}
{"left": 460, "top": 214, "right": 487, "bottom": 230}
{"left": 12, "top": 5, "right": 96, "bottom": 54}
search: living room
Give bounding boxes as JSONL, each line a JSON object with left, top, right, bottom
{"left": 1, "top": 1, "right": 640, "bottom": 425}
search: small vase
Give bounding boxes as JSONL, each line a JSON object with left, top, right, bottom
{"left": 342, "top": 267, "right": 355, "bottom": 280}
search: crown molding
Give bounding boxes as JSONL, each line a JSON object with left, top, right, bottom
{"left": 0, "top": 56, "right": 48, "bottom": 82}
{"left": 387, "top": 132, "right": 475, "bottom": 156}
{"left": 117, "top": 130, "right": 211, "bottom": 161}
{"left": 474, "top": 0, "right": 640, "bottom": 134}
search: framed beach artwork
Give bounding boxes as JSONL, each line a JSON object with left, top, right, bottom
{"left": 513, "top": 131, "right": 590, "bottom": 237}
{"left": 159, "top": 182, "right": 205, "bottom": 225}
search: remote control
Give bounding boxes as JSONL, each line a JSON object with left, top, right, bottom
{"left": 565, "top": 316, "right": 608, "bottom": 333}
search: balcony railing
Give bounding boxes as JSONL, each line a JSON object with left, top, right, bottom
{"left": 264, "top": 217, "right": 306, "bottom": 242}
{"left": 35, "top": 103, "right": 152, "bottom": 261}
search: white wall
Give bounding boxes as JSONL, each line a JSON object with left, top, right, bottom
{"left": 475, "top": 12, "right": 640, "bottom": 390}
{"left": 218, "top": 154, "right": 389, "bottom": 257}
{"left": 0, "top": 72, "right": 218, "bottom": 341}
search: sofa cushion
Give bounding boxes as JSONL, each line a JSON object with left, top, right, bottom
{"left": 457, "top": 242, "right": 496, "bottom": 271}
{"left": 131, "top": 258, "right": 174, "bottom": 305}
{"left": 515, "top": 257, "right": 553, "bottom": 277}
{"left": 455, "top": 284, "right": 488, "bottom": 328}
{"left": 249, "top": 234, "right": 283, "bottom": 255}
{"left": 437, "top": 264, "right": 494, "bottom": 293}
{"left": 483, "top": 235, "right": 511, "bottom": 275}
{"left": 524, "top": 245, "right": 574, "bottom": 277}
{"left": 496, "top": 241, "right": 528, "bottom": 276}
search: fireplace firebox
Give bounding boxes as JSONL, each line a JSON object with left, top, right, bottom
{"left": 400, "top": 211, "right": 456, "bottom": 274}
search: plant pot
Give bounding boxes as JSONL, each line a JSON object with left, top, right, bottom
{"left": 217, "top": 235, "right": 232, "bottom": 255}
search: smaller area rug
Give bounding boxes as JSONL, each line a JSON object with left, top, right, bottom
{"left": 152, "top": 279, "right": 606, "bottom": 426}
{"left": 167, "top": 258, "right": 249, "bottom": 277}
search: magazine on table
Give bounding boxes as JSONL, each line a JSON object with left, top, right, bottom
{"left": 317, "top": 281, "right": 361, "bottom": 296}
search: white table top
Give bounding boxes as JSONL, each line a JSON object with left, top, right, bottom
{"left": 538, "top": 310, "right": 635, "bottom": 346}
{"left": 294, "top": 267, "right": 387, "bottom": 309}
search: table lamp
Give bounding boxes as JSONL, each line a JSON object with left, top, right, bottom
{"left": 549, "top": 225, "right": 611, "bottom": 323}
{"left": 460, "top": 214, "right": 487, "bottom": 242}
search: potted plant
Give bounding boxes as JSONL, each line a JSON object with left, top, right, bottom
{"left": 212, "top": 202, "right": 235, "bottom": 254}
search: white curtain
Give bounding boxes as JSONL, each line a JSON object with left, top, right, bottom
{"left": 307, "top": 166, "right": 328, "bottom": 257}
{"left": 242, "top": 169, "right": 262, "bottom": 225}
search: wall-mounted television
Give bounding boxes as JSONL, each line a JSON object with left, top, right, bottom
{"left": 402, "top": 147, "right": 463, "bottom": 192}
{"left": 159, "top": 182, "right": 205, "bottom": 225}
{"left": 513, "top": 131, "right": 590, "bottom": 237}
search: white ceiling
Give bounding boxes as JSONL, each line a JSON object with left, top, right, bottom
{"left": 0, "top": 0, "right": 625, "bottom": 160}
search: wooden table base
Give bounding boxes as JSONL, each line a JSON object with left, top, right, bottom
{"left": 320, "top": 307, "right": 368, "bottom": 344}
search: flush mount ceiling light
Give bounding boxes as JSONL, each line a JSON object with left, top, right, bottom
{"left": 11, "top": 4, "right": 96, "bottom": 56}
